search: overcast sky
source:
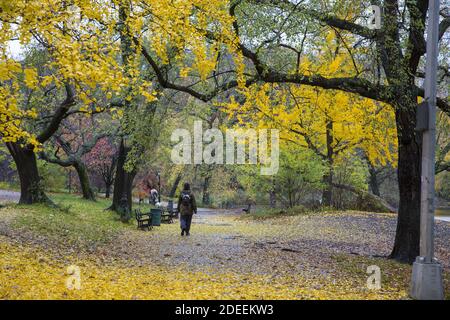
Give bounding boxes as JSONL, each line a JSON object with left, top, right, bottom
{"left": 7, "top": 40, "right": 24, "bottom": 60}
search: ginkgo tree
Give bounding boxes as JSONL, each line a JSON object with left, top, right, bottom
{"left": 226, "top": 32, "right": 398, "bottom": 207}
{"left": 0, "top": 1, "right": 129, "bottom": 203}
{"left": 0, "top": 0, "right": 243, "bottom": 204}
{"left": 234, "top": 84, "right": 398, "bottom": 204}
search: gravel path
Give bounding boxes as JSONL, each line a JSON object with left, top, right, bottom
{"left": 0, "top": 189, "right": 448, "bottom": 272}
{"left": 0, "top": 190, "right": 20, "bottom": 203}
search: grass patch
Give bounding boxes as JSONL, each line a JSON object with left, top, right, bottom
{"left": 332, "top": 253, "right": 450, "bottom": 300}
{"left": 0, "top": 181, "right": 19, "bottom": 191}
{"left": 8, "top": 193, "right": 134, "bottom": 245}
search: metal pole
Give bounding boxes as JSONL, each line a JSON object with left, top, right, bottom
{"left": 158, "top": 173, "right": 161, "bottom": 203}
{"left": 410, "top": 0, "right": 444, "bottom": 300}
{"left": 420, "top": 0, "right": 440, "bottom": 263}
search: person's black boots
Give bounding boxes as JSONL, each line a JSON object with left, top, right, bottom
{"left": 186, "top": 231, "right": 190, "bottom": 236}
{"left": 181, "top": 229, "right": 185, "bottom": 236}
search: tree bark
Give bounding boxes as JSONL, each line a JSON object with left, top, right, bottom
{"left": 389, "top": 100, "right": 421, "bottom": 263}
{"left": 202, "top": 176, "right": 211, "bottom": 205}
{"left": 110, "top": 139, "right": 136, "bottom": 215}
{"left": 322, "top": 120, "right": 334, "bottom": 206}
{"left": 67, "top": 170, "right": 72, "bottom": 193}
{"left": 169, "top": 172, "right": 182, "bottom": 198}
{"left": 269, "top": 190, "right": 276, "bottom": 208}
{"left": 5, "top": 142, "right": 50, "bottom": 204}
{"left": 332, "top": 183, "right": 396, "bottom": 213}
{"left": 105, "top": 183, "right": 112, "bottom": 198}
{"left": 368, "top": 164, "right": 381, "bottom": 197}
{"left": 73, "top": 161, "right": 96, "bottom": 201}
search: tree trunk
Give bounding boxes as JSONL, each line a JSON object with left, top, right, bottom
{"left": 169, "top": 172, "right": 182, "bottom": 198}
{"left": 67, "top": 170, "right": 72, "bottom": 194}
{"left": 322, "top": 120, "right": 334, "bottom": 206}
{"left": 202, "top": 176, "right": 211, "bottom": 205}
{"left": 74, "top": 161, "right": 96, "bottom": 201}
{"left": 332, "top": 183, "right": 396, "bottom": 213}
{"left": 5, "top": 142, "right": 50, "bottom": 204}
{"left": 322, "top": 170, "right": 333, "bottom": 206}
{"left": 368, "top": 164, "right": 381, "bottom": 197}
{"left": 110, "top": 139, "right": 136, "bottom": 216}
{"left": 389, "top": 100, "right": 421, "bottom": 263}
{"left": 269, "top": 190, "right": 276, "bottom": 208}
{"left": 105, "top": 183, "right": 112, "bottom": 198}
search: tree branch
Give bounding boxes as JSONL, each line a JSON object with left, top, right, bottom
{"left": 37, "top": 83, "right": 75, "bottom": 143}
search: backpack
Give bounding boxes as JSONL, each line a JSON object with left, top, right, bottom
{"left": 181, "top": 192, "right": 191, "bottom": 206}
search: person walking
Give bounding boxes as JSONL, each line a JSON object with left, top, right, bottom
{"left": 177, "top": 183, "right": 197, "bottom": 236}
{"left": 149, "top": 188, "right": 158, "bottom": 205}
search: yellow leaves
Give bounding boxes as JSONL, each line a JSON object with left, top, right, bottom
{"left": 298, "top": 57, "right": 312, "bottom": 76}
{"left": 139, "top": 80, "right": 159, "bottom": 103}
{"left": 179, "top": 67, "right": 191, "bottom": 78}
{"left": 141, "top": 0, "right": 241, "bottom": 82}
{"left": 141, "top": 90, "right": 158, "bottom": 103}
{"left": 115, "top": 109, "right": 124, "bottom": 119}
{"left": 325, "top": 31, "right": 335, "bottom": 45}
{"left": 226, "top": 79, "right": 397, "bottom": 169}
{"left": 0, "top": 0, "right": 245, "bottom": 147}
{"left": 0, "top": 59, "right": 21, "bottom": 81}
{"left": 0, "top": 205, "right": 415, "bottom": 300}
{"left": 193, "top": 58, "right": 217, "bottom": 81}
{"left": 23, "top": 68, "right": 38, "bottom": 89}
{"left": 327, "top": 55, "right": 344, "bottom": 75}
{"left": 40, "top": 75, "right": 54, "bottom": 87}
{"left": 0, "top": 60, "right": 40, "bottom": 146}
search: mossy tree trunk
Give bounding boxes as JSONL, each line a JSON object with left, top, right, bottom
{"left": 73, "top": 161, "right": 96, "bottom": 201}
{"left": 389, "top": 92, "right": 422, "bottom": 263}
{"left": 110, "top": 138, "right": 136, "bottom": 217}
{"left": 6, "top": 142, "right": 51, "bottom": 204}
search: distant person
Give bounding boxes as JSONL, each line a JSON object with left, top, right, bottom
{"left": 150, "top": 188, "right": 158, "bottom": 205}
{"left": 177, "top": 183, "right": 197, "bottom": 236}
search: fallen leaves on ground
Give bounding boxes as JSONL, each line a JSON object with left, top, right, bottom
{"left": 0, "top": 195, "right": 449, "bottom": 300}
{"left": 0, "top": 236, "right": 409, "bottom": 300}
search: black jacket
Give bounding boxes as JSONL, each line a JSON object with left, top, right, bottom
{"left": 177, "top": 190, "right": 197, "bottom": 215}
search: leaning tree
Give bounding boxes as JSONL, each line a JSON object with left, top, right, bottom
{"left": 40, "top": 114, "right": 116, "bottom": 201}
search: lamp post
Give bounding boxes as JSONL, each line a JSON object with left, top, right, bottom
{"left": 157, "top": 172, "right": 161, "bottom": 203}
{"left": 410, "top": 0, "right": 444, "bottom": 300}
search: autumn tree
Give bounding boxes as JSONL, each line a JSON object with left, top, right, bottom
{"left": 1, "top": 0, "right": 241, "bottom": 208}
{"left": 232, "top": 0, "right": 449, "bottom": 262}
{"left": 103, "top": 0, "right": 244, "bottom": 215}
{"left": 40, "top": 114, "right": 115, "bottom": 201}
{"left": 0, "top": 1, "right": 131, "bottom": 203}
{"left": 226, "top": 42, "right": 398, "bottom": 207}
{"left": 85, "top": 137, "right": 118, "bottom": 198}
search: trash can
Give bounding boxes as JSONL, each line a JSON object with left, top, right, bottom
{"left": 151, "top": 208, "right": 162, "bottom": 226}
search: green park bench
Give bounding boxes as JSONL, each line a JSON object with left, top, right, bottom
{"left": 160, "top": 200, "right": 178, "bottom": 224}
{"left": 135, "top": 205, "right": 178, "bottom": 230}
{"left": 135, "top": 208, "right": 152, "bottom": 231}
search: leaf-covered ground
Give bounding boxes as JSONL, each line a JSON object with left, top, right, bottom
{"left": 0, "top": 193, "right": 449, "bottom": 300}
